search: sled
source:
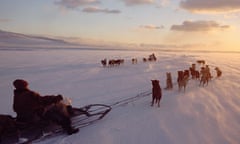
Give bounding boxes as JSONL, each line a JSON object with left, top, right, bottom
{"left": 0, "top": 104, "right": 111, "bottom": 144}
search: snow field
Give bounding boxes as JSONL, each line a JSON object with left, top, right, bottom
{"left": 0, "top": 49, "right": 239, "bottom": 144}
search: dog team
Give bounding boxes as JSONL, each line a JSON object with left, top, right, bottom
{"left": 101, "top": 53, "right": 157, "bottom": 67}
{"left": 152, "top": 60, "right": 222, "bottom": 107}
{"left": 101, "top": 54, "right": 222, "bottom": 107}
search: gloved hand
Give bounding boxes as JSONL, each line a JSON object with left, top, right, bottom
{"left": 56, "top": 94, "right": 63, "bottom": 102}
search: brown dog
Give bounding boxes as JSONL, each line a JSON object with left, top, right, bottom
{"left": 215, "top": 67, "right": 222, "bottom": 78}
{"left": 177, "top": 71, "right": 189, "bottom": 92}
{"left": 151, "top": 80, "right": 162, "bottom": 107}
{"left": 164, "top": 72, "right": 173, "bottom": 90}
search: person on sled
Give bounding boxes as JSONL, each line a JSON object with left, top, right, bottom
{"left": 12, "top": 79, "right": 79, "bottom": 135}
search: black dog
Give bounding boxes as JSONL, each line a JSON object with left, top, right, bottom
{"left": 151, "top": 80, "right": 162, "bottom": 107}
{"left": 101, "top": 59, "right": 107, "bottom": 67}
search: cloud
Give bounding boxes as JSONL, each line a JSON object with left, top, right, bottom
{"left": 0, "top": 18, "right": 11, "bottom": 23}
{"left": 55, "top": 0, "right": 100, "bottom": 9}
{"left": 160, "top": 0, "right": 170, "bottom": 7}
{"left": 140, "top": 24, "right": 164, "bottom": 30}
{"left": 122, "top": 0, "right": 154, "bottom": 6}
{"left": 82, "top": 6, "right": 121, "bottom": 14}
{"left": 170, "top": 20, "right": 230, "bottom": 32}
{"left": 139, "top": 43, "right": 206, "bottom": 49}
{"left": 180, "top": 0, "right": 240, "bottom": 13}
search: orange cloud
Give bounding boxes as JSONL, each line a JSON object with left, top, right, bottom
{"left": 171, "top": 20, "right": 230, "bottom": 32}
{"left": 82, "top": 6, "right": 121, "bottom": 14}
{"left": 180, "top": 0, "right": 240, "bottom": 13}
{"left": 55, "top": 0, "right": 100, "bottom": 9}
{"left": 122, "top": 0, "right": 154, "bottom": 6}
{"left": 139, "top": 24, "right": 164, "bottom": 30}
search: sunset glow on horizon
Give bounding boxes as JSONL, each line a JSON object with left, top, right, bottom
{"left": 0, "top": 0, "right": 240, "bottom": 51}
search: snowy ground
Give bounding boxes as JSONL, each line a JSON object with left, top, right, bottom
{"left": 0, "top": 48, "right": 239, "bottom": 144}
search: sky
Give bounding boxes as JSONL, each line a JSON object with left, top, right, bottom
{"left": 0, "top": 0, "right": 240, "bottom": 51}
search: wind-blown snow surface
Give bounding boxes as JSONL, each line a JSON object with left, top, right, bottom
{"left": 0, "top": 49, "right": 239, "bottom": 144}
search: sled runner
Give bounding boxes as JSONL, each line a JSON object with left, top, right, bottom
{"left": 0, "top": 104, "right": 111, "bottom": 144}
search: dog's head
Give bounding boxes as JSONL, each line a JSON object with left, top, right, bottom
{"left": 215, "top": 67, "right": 220, "bottom": 71}
{"left": 166, "top": 72, "right": 171, "bottom": 77}
{"left": 151, "top": 80, "right": 159, "bottom": 87}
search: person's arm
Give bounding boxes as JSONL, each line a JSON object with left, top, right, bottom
{"left": 38, "top": 94, "right": 63, "bottom": 106}
{"left": 13, "top": 91, "right": 17, "bottom": 112}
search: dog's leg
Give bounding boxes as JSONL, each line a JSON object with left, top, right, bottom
{"left": 199, "top": 79, "right": 202, "bottom": 86}
{"left": 151, "top": 97, "right": 154, "bottom": 106}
